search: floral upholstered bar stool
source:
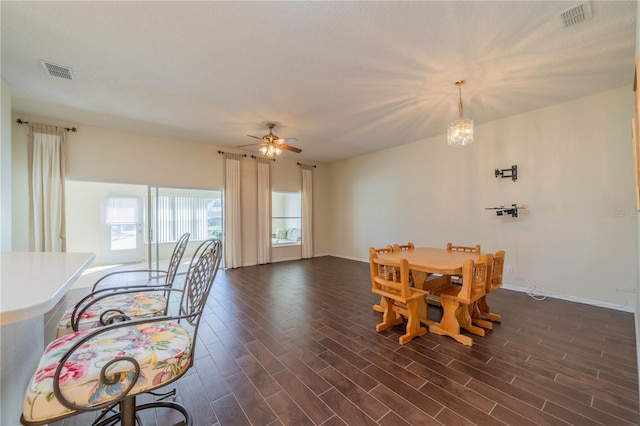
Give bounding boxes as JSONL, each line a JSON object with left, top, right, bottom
{"left": 55, "top": 233, "right": 190, "bottom": 337}
{"left": 20, "top": 239, "right": 222, "bottom": 426}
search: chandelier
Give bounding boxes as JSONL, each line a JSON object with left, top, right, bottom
{"left": 447, "top": 80, "right": 473, "bottom": 146}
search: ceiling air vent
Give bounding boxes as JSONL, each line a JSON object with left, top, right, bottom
{"left": 560, "top": 1, "right": 592, "bottom": 28}
{"left": 40, "top": 60, "right": 75, "bottom": 81}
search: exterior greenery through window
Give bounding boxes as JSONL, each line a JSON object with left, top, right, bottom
{"left": 272, "top": 191, "right": 301, "bottom": 247}
{"left": 153, "top": 189, "right": 222, "bottom": 242}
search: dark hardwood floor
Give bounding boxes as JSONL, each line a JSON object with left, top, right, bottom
{"left": 52, "top": 256, "right": 638, "bottom": 425}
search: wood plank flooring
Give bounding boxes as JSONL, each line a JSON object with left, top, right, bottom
{"left": 52, "top": 256, "right": 638, "bottom": 425}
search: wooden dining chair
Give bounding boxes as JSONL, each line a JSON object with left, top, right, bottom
{"left": 472, "top": 250, "right": 505, "bottom": 329}
{"left": 369, "top": 254, "right": 428, "bottom": 344}
{"left": 446, "top": 242, "right": 481, "bottom": 253}
{"left": 369, "top": 245, "right": 395, "bottom": 313}
{"left": 430, "top": 254, "right": 490, "bottom": 346}
{"left": 392, "top": 242, "right": 414, "bottom": 252}
{"left": 445, "top": 242, "right": 481, "bottom": 286}
{"left": 392, "top": 242, "right": 420, "bottom": 286}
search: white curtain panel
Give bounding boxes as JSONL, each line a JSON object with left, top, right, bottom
{"left": 224, "top": 154, "right": 242, "bottom": 268}
{"left": 256, "top": 158, "right": 271, "bottom": 264}
{"left": 30, "top": 124, "right": 66, "bottom": 252}
{"left": 301, "top": 166, "right": 314, "bottom": 259}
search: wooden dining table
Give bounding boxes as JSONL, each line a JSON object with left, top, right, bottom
{"left": 377, "top": 247, "right": 481, "bottom": 284}
{"left": 376, "top": 247, "right": 485, "bottom": 345}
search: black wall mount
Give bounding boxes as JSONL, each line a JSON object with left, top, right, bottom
{"left": 495, "top": 165, "right": 517, "bottom": 181}
{"left": 485, "top": 204, "right": 524, "bottom": 218}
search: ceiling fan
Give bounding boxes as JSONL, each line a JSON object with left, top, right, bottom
{"left": 238, "top": 122, "right": 301, "bottom": 157}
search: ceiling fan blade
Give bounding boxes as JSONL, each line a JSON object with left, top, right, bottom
{"left": 247, "top": 134, "right": 262, "bottom": 140}
{"left": 280, "top": 144, "right": 302, "bottom": 153}
{"left": 236, "top": 143, "right": 261, "bottom": 148}
{"left": 277, "top": 137, "right": 298, "bottom": 144}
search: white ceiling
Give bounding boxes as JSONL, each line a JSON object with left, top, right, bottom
{"left": 1, "top": 1, "right": 637, "bottom": 163}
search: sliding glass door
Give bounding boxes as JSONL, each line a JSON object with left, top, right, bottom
{"left": 65, "top": 181, "right": 222, "bottom": 268}
{"left": 148, "top": 187, "right": 223, "bottom": 271}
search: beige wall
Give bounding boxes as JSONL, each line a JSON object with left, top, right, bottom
{"left": 328, "top": 86, "right": 638, "bottom": 310}
{"left": 1, "top": 79, "right": 11, "bottom": 250}
{"left": 635, "top": 0, "right": 640, "bottom": 390}
{"left": 10, "top": 116, "right": 330, "bottom": 265}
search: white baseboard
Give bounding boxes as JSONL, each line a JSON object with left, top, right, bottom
{"left": 496, "top": 284, "right": 635, "bottom": 313}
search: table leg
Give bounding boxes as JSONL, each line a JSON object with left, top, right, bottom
{"left": 412, "top": 271, "right": 428, "bottom": 289}
{"left": 416, "top": 296, "right": 436, "bottom": 327}
{"left": 429, "top": 298, "right": 473, "bottom": 346}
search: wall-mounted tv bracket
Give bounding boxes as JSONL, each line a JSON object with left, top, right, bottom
{"left": 495, "top": 165, "right": 517, "bottom": 181}
{"left": 485, "top": 204, "right": 525, "bottom": 218}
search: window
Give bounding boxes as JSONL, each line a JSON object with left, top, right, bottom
{"left": 105, "top": 195, "right": 141, "bottom": 251}
{"left": 153, "top": 189, "right": 222, "bottom": 243}
{"left": 272, "top": 191, "right": 301, "bottom": 247}
{"left": 103, "top": 193, "right": 144, "bottom": 263}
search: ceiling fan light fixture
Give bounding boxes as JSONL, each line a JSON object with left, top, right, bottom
{"left": 243, "top": 123, "right": 301, "bottom": 156}
{"left": 447, "top": 80, "right": 474, "bottom": 146}
{"left": 259, "top": 142, "right": 283, "bottom": 157}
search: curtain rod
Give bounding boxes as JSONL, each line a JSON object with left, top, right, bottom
{"left": 16, "top": 118, "right": 77, "bottom": 132}
{"left": 251, "top": 155, "right": 275, "bottom": 162}
{"left": 297, "top": 162, "right": 317, "bottom": 168}
{"left": 217, "top": 150, "right": 246, "bottom": 157}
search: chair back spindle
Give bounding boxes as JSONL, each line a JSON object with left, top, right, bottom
{"left": 392, "top": 242, "right": 415, "bottom": 252}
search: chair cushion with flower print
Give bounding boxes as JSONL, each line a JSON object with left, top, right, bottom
{"left": 55, "top": 292, "right": 167, "bottom": 337}
{"left": 56, "top": 233, "right": 191, "bottom": 338}
{"left": 22, "top": 320, "right": 191, "bottom": 424}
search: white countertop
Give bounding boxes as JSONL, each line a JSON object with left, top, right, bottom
{"left": 0, "top": 252, "right": 95, "bottom": 325}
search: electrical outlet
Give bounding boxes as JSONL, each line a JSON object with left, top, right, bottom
{"left": 505, "top": 265, "right": 513, "bottom": 274}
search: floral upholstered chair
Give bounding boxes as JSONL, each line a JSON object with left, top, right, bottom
{"left": 21, "top": 238, "right": 222, "bottom": 426}
{"left": 56, "top": 233, "right": 190, "bottom": 337}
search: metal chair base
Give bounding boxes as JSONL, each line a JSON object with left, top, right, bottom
{"left": 93, "top": 395, "right": 191, "bottom": 426}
